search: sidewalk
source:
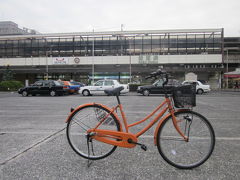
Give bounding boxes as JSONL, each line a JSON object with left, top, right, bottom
{"left": 215, "top": 88, "right": 240, "bottom": 92}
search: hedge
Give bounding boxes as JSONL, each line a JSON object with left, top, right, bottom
{"left": 0, "top": 81, "right": 24, "bottom": 91}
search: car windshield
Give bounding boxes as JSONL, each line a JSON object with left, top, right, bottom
{"left": 34, "top": 82, "right": 43, "bottom": 86}
{"left": 153, "top": 79, "right": 181, "bottom": 87}
{"left": 198, "top": 80, "right": 207, "bottom": 85}
{"left": 94, "top": 81, "right": 104, "bottom": 86}
{"left": 54, "top": 81, "right": 62, "bottom": 86}
{"left": 71, "top": 82, "right": 79, "bottom": 85}
{"left": 153, "top": 79, "right": 164, "bottom": 87}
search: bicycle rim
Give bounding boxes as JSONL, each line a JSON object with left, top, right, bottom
{"left": 67, "top": 104, "right": 120, "bottom": 160}
{"left": 157, "top": 111, "right": 215, "bottom": 169}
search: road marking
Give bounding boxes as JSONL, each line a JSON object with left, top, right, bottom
{"left": 1, "top": 131, "right": 240, "bottom": 141}
{"left": 0, "top": 115, "right": 67, "bottom": 117}
{"left": 140, "top": 135, "right": 240, "bottom": 141}
{"left": 0, "top": 127, "right": 66, "bottom": 166}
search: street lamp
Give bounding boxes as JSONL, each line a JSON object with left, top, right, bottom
{"left": 129, "top": 52, "right": 132, "bottom": 83}
{"left": 92, "top": 29, "right": 95, "bottom": 84}
{"left": 124, "top": 35, "right": 134, "bottom": 83}
{"left": 226, "top": 49, "right": 229, "bottom": 88}
{"left": 45, "top": 45, "right": 53, "bottom": 80}
{"left": 45, "top": 39, "right": 49, "bottom": 80}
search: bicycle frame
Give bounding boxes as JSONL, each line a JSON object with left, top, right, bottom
{"left": 121, "top": 96, "right": 188, "bottom": 143}
{"left": 66, "top": 96, "right": 189, "bottom": 148}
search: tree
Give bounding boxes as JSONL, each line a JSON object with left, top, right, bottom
{"left": 2, "top": 65, "right": 14, "bottom": 81}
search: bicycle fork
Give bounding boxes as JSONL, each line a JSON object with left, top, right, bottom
{"left": 170, "top": 111, "right": 193, "bottom": 142}
{"left": 183, "top": 115, "right": 193, "bottom": 141}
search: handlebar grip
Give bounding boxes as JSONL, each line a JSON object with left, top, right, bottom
{"left": 145, "top": 75, "right": 152, "bottom": 79}
{"left": 156, "top": 69, "right": 167, "bottom": 75}
{"left": 146, "top": 69, "right": 166, "bottom": 78}
{"left": 145, "top": 69, "right": 169, "bottom": 84}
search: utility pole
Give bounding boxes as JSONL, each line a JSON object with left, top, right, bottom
{"left": 226, "top": 49, "right": 229, "bottom": 89}
{"left": 120, "top": 24, "right": 123, "bottom": 56}
{"left": 92, "top": 29, "right": 95, "bottom": 84}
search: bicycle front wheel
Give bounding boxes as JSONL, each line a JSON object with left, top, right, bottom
{"left": 156, "top": 111, "right": 215, "bottom": 169}
{"left": 66, "top": 104, "right": 120, "bottom": 160}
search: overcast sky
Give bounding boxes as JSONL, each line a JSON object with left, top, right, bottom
{"left": 0, "top": 0, "right": 239, "bottom": 36}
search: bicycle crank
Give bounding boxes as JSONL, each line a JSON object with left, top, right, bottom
{"left": 127, "top": 139, "right": 147, "bottom": 151}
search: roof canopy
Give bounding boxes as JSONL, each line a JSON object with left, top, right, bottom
{"left": 224, "top": 69, "right": 240, "bottom": 78}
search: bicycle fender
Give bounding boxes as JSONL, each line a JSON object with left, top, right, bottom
{"left": 153, "top": 109, "right": 188, "bottom": 145}
{"left": 65, "top": 103, "right": 123, "bottom": 131}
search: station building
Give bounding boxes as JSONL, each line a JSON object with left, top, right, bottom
{"left": 1, "top": 23, "right": 239, "bottom": 88}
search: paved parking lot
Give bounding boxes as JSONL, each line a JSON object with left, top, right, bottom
{"left": 0, "top": 91, "right": 240, "bottom": 180}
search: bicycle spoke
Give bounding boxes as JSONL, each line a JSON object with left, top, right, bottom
{"left": 157, "top": 111, "right": 215, "bottom": 169}
{"left": 67, "top": 105, "right": 120, "bottom": 160}
{"left": 72, "top": 119, "right": 89, "bottom": 131}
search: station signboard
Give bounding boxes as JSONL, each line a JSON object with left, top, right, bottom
{"left": 53, "top": 57, "right": 69, "bottom": 64}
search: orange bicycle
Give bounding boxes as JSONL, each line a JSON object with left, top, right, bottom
{"left": 65, "top": 70, "right": 215, "bottom": 169}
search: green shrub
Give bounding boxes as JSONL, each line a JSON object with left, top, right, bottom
{"left": 0, "top": 81, "right": 24, "bottom": 91}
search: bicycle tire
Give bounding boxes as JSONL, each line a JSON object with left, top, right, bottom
{"left": 66, "top": 104, "right": 120, "bottom": 160}
{"left": 156, "top": 111, "right": 215, "bottom": 169}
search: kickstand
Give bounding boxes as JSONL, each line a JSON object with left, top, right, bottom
{"left": 86, "top": 134, "right": 95, "bottom": 168}
{"left": 87, "top": 159, "right": 93, "bottom": 168}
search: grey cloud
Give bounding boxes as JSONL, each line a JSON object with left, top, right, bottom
{"left": 0, "top": 0, "right": 239, "bottom": 36}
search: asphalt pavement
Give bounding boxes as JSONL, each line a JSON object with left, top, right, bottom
{"left": 0, "top": 91, "right": 240, "bottom": 180}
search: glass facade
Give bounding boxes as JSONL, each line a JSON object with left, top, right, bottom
{"left": 0, "top": 29, "right": 223, "bottom": 58}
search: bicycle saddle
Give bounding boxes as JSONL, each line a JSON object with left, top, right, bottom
{"left": 104, "top": 86, "right": 124, "bottom": 96}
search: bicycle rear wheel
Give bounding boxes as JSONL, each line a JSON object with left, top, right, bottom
{"left": 66, "top": 104, "right": 120, "bottom": 160}
{"left": 156, "top": 111, "right": 215, "bottom": 169}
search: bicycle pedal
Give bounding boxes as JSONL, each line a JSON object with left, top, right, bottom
{"left": 140, "top": 144, "right": 147, "bottom": 151}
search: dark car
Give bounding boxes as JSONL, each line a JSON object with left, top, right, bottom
{"left": 18, "top": 80, "right": 65, "bottom": 97}
{"left": 137, "top": 79, "right": 181, "bottom": 96}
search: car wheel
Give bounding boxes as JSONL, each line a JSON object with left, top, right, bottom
{"left": 50, "top": 90, "right": 56, "bottom": 96}
{"left": 143, "top": 90, "right": 150, "bottom": 96}
{"left": 197, "top": 89, "right": 204, "bottom": 95}
{"left": 82, "top": 90, "right": 90, "bottom": 96}
{"left": 22, "top": 91, "right": 28, "bottom": 97}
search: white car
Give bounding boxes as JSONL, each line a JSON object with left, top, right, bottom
{"left": 182, "top": 80, "right": 211, "bottom": 94}
{"left": 79, "top": 79, "right": 129, "bottom": 96}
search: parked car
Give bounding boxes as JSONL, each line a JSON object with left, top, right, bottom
{"left": 70, "top": 81, "right": 85, "bottom": 87}
{"left": 137, "top": 79, "right": 181, "bottom": 96}
{"left": 18, "top": 80, "right": 65, "bottom": 96}
{"left": 79, "top": 79, "right": 129, "bottom": 96}
{"left": 60, "top": 81, "right": 80, "bottom": 94}
{"left": 70, "top": 81, "right": 85, "bottom": 93}
{"left": 182, "top": 80, "right": 211, "bottom": 94}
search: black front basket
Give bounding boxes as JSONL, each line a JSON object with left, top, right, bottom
{"left": 172, "top": 85, "right": 196, "bottom": 108}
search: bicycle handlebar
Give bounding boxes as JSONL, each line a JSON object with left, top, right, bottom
{"left": 146, "top": 69, "right": 169, "bottom": 93}
{"left": 146, "top": 69, "right": 168, "bottom": 82}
